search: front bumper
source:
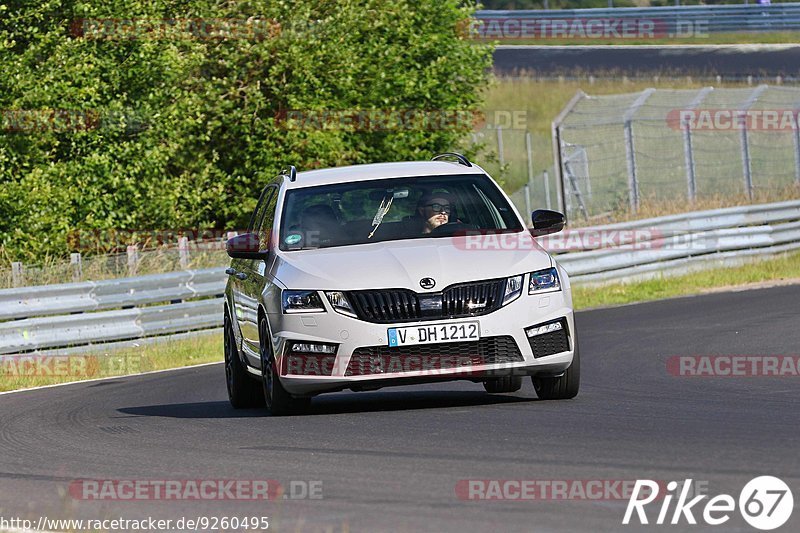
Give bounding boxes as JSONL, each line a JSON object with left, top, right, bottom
{"left": 267, "top": 286, "right": 575, "bottom": 396}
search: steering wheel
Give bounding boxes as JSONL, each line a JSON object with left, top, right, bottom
{"left": 429, "top": 221, "right": 478, "bottom": 237}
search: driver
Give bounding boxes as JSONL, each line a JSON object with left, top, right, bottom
{"left": 416, "top": 192, "right": 453, "bottom": 234}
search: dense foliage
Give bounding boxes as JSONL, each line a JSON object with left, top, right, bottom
{"left": 0, "top": 0, "right": 492, "bottom": 260}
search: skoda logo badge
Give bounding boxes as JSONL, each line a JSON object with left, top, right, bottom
{"left": 419, "top": 277, "right": 436, "bottom": 290}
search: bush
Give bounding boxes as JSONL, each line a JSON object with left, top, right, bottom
{"left": 0, "top": 0, "right": 492, "bottom": 261}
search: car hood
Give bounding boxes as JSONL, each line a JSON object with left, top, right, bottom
{"left": 272, "top": 234, "right": 552, "bottom": 291}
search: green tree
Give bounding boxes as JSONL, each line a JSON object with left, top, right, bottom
{"left": 0, "top": 0, "right": 492, "bottom": 261}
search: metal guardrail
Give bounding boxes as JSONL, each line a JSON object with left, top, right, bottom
{"left": 0, "top": 267, "right": 225, "bottom": 321}
{"left": 1, "top": 200, "right": 798, "bottom": 353}
{"left": 549, "top": 200, "right": 800, "bottom": 284}
{"left": 476, "top": 4, "right": 800, "bottom": 34}
{"left": 0, "top": 269, "right": 226, "bottom": 355}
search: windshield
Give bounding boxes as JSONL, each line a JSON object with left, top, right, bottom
{"left": 279, "top": 174, "right": 524, "bottom": 251}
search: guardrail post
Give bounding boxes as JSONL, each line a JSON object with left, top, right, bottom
{"left": 11, "top": 262, "right": 23, "bottom": 288}
{"left": 624, "top": 88, "right": 656, "bottom": 213}
{"left": 70, "top": 252, "right": 82, "bottom": 282}
{"left": 683, "top": 87, "right": 714, "bottom": 202}
{"left": 740, "top": 85, "right": 768, "bottom": 200}
{"left": 127, "top": 245, "right": 139, "bottom": 277}
{"left": 178, "top": 236, "right": 189, "bottom": 269}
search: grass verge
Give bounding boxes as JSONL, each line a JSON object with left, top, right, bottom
{"left": 0, "top": 332, "right": 222, "bottom": 393}
{"left": 573, "top": 250, "right": 800, "bottom": 310}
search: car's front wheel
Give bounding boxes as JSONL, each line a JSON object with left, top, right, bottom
{"left": 532, "top": 342, "right": 580, "bottom": 400}
{"left": 259, "top": 317, "right": 310, "bottom": 416}
{"left": 224, "top": 314, "right": 264, "bottom": 409}
{"left": 482, "top": 375, "right": 523, "bottom": 393}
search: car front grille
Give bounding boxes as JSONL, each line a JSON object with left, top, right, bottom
{"left": 527, "top": 319, "right": 570, "bottom": 358}
{"left": 345, "top": 335, "right": 523, "bottom": 376}
{"left": 347, "top": 278, "right": 506, "bottom": 323}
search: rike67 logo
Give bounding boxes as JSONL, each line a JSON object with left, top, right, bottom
{"left": 624, "top": 477, "right": 794, "bottom": 530}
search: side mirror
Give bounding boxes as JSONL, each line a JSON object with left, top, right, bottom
{"left": 530, "top": 210, "right": 565, "bottom": 237}
{"left": 226, "top": 232, "right": 269, "bottom": 260}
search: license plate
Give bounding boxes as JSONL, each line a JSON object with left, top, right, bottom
{"left": 387, "top": 321, "right": 480, "bottom": 347}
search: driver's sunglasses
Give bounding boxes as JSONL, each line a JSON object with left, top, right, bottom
{"left": 426, "top": 203, "right": 452, "bottom": 214}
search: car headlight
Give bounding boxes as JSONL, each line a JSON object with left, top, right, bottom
{"left": 502, "top": 275, "right": 523, "bottom": 306}
{"left": 324, "top": 291, "right": 357, "bottom": 317}
{"left": 529, "top": 267, "right": 560, "bottom": 294}
{"left": 282, "top": 290, "right": 325, "bottom": 314}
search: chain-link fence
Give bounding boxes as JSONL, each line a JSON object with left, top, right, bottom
{"left": 469, "top": 127, "right": 558, "bottom": 222}
{"left": 552, "top": 85, "right": 800, "bottom": 221}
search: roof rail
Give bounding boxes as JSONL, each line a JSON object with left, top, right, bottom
{"left": 282, "top": 165, "right": 297, "bottom": 182}
{"left": 431, "top": 152, "right": 472, "bottom": 168}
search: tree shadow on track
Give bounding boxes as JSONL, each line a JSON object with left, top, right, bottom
{"left": 117, "top": 391, "right": 537, "bottom": 418}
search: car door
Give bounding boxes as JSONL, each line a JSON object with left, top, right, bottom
{"left": 239, "top": 183, "right": 279, "bottom": 366}
{"left": 230, "top": 184, "right": 274, "bottom": 356}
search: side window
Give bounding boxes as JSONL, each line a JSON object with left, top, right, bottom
{"left": 255, "top": 186, "right": 278, "bottom": 250}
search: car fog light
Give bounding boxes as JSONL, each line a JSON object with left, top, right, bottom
{"left": 526, "top": 321, "right": 563, "bottom": 338}
{"left": 291, "top": 342, "right": 337, "bottom": 354}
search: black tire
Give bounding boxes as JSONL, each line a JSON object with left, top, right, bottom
{"left": 483, "top": 375, "right": 523, "bottom": 393}
{"left": 259, "top": 317, "right": 311, "bottom": 416}
{"left": 224, "top": 314, "right": 264, "bottom": 408}
{"left": 532, "top": 342, "right": 580, "bottom": 400}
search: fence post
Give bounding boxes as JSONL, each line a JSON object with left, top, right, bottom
{"left": 740, "top": 85, "right": 768, "bottom": 200}
{"left": 551, "top": 91, "right": 586, "bottom": 221}
{"left": 70, "top": 252, "right": 82, "bottom": 282}
{"left": 525, "top": 131, "right": 534, "bottom": 185}
{"left": 523, "top": 184, "right": 531, "bottom": 221}
{"left": 496, "top": 126, "right": 505, "bottom": 167}
{"left": 683, "top": 87, "right": 714, "bottom": 202}
{"left": 178, "top": 236, "right": 189, "bottom": 269}
{"left": 793, "top": 110, "right": 800, "bottom": 185}
{"left": 11, "top": 262, "right": 23, "bottom": 288}
{"left": 524, "top": 131, "right": 534, "bottom": 218}
{"left": 127, "top": 245, "right": 139, "bottom": 277}
{"left": 543, "top": 170, "right": 552, "bottom": 210}
{"left": 623, "top": 88, "right": 656, "bottom": 214}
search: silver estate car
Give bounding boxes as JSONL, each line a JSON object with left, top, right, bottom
{"left": 224, "top": 153, "right": 579, "bottom": 415}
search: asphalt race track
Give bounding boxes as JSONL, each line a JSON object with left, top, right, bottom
{"left": 493, "top": 44, "right": 800, "bottom": 78}
{"left": 1, "top": 285, "right": 798, "bottom": 532}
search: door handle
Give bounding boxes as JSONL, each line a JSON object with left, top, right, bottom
{"left": 235, "top": 272, "right": 248, "bottom": 280}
